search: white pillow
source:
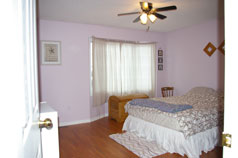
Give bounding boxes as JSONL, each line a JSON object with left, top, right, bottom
{"left": 186, "top": 87, "right": 218, "bottom": 96}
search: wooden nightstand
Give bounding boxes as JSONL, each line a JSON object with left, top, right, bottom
{"left": 108, "top": 94, "right": 149, "bottom": 123}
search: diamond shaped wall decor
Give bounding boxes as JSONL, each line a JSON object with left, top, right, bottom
{"left": 218, "top": 40, "right": 225, "bottom": 55}
{"left": 203, "top": 42, "right": 216, "bottom": 57}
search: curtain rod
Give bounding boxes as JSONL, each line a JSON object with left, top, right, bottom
{"left": 91, "top": 36, "right": 156, "bottom": 44}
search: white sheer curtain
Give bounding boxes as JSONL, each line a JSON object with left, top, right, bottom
{"left": 92, "top": 37, "right": 156, "bottom": 107}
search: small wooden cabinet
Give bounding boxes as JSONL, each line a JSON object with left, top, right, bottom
{"left": 108, "top": 94, "right": 149, "bottom": 123}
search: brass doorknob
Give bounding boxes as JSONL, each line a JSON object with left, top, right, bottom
{"left": 39, "top": 118, "right": 53, "bottom": 129}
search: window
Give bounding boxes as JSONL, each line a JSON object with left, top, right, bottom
{"left": 90, "top": 37, "right": 156, "bottom": 106}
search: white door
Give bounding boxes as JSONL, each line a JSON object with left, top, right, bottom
{"left": 223, "top": 1, "right": 238, "bottom": 157}
{"left": 0, "top": 0, "right": 42, "bottom": 158}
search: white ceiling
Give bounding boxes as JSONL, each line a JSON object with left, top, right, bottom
{"left": 38, "top": 0, "right": 224, "bottom": 32}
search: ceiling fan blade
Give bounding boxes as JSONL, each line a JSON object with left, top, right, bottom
{"left": 153, "top": 13, "right": 167, "bottom": 19}
{"left": 133, "top": 16, "right": 140, "bottom": 23}
{"left": 118, "top": 12, "right": 140, "bottom": 16}
{"left": 155, "top": 5, "right": 177, "bottom": 12}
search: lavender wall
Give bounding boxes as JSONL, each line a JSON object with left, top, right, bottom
{"left": 39, "top": 19, "right": 224, "bottom": 125}
{"left": 39, "top": 20, "right": 167, "bottom": 124}
{"left": 166, "top": 19, "right": 224, "bottom": 95}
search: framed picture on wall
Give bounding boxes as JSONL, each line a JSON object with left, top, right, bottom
{"left": 41, "top": 40, "right": 61, "bottom": 65}
{"left": 158, "top": 57, "right": 163, "bottom": 63}
{"left": 158, "top": 64, "right": 163, "bottom": 71}
{"left": 158, "top": 49, "right": 163, "bottom": 56}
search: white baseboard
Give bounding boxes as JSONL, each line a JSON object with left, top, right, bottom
{"left": 90, "top": 114, "right": 108, "bottom": 122}
{"left": 59, "top": 114, "right": 108, "bottom": 127}
{"left": 59, "top": 119, "right": 91, "bottom": 127}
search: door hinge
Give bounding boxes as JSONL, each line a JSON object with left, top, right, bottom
{"left": 222, "top": 133, "right": 232, "bottom": 148}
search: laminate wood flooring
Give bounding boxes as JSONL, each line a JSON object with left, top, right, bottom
{"left": 59, "top": 117, "right": 222, "bottom": 158}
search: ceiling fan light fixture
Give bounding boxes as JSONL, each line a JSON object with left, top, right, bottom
{"left": 142, "top": 2, "right": 149, "bottom": 10}
{"left": 148, "top": 14, "right": 157, "bottom": 23}
{"left": 140, "top": 12, "right": 148, "bottom": 24}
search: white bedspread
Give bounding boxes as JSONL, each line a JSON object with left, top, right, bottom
{"left": 125, "top": 87, "right": 224, "bottom": 138}
{"left": 123, "top": 115, "right": 221, "bottom": 158}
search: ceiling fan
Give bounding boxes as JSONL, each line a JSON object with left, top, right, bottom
{"left": 118, "top": 2, "right": 177, "bottom": 25}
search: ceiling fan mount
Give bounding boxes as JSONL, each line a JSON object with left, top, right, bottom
{"left": 140, "top": 2, "right": 153, "bottom": 12}
{"left": 118, "top": 2, "right": 177, "bottom": 25}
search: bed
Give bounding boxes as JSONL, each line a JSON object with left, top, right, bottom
{"left": 122, "top": 87, "right": 224, "bottom": 158}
